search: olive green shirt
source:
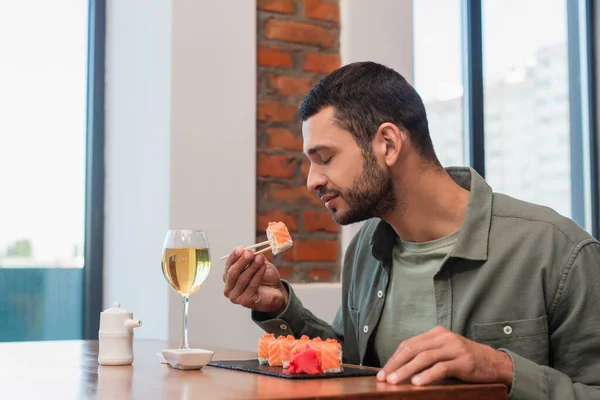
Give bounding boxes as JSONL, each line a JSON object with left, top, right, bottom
{"left": 253, "top": 167, "right": 600, "bottom": 400}
{"left": 374, "top": 231, "right": 460, "bottom": 366}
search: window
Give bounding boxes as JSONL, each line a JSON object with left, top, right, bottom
{"left": 0, "top": 1, "right": 104, "bottom": 341}
{"left": 415, "top": 0, "right": 598, "bottom": 237}
{"left": 483, "top": 0, "right": 572, "bottom": 217}
{"left": 484, "top": 0, "right": 596, "bottom": 229}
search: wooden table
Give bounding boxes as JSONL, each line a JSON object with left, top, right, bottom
{"left": 0, "top": 339, "right": 507, "bottom": 399}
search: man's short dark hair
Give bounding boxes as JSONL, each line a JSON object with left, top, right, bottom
{"left": 299, "top": 61, "right": 440, "bottom": 164}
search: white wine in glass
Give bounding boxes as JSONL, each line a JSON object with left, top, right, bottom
{"left": 161, "top": 230, "right": 210, "bottom": 349}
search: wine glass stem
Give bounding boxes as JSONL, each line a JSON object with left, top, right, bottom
{"left": 181, "top": 295, "right": 190, "bottom": 349}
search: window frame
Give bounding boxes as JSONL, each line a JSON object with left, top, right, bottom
{"left": 460, "top": 0, "right": 599, "bottom": 238}
{"left": 83, "top": 0, "right": 105, "bottom": 339}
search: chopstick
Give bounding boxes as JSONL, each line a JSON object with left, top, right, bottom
{"left": 219, "top": 240, "right": 270, "bottom": 260}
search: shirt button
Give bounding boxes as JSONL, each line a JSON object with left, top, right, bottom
{"left": 503, "top": 326, "right": 512, "bottom": 335}
{"left": 377, "top": 290, "right": 383, "bottom": 298}
{"left": 280, "top": 324, "right": 288, "bottom": 331}
{"left": 363, "top": 325, "right": 369, "bottom": 333}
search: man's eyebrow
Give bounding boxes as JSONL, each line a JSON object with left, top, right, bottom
{"left": 307, "top": 145, "right": 332, "bottom": 156}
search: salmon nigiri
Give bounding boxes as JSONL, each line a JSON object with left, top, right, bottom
{"left": 258, "top": 333, "right": 275, "bottom": 365}
{"left": 266, "top": 221, "right": 293, "bottom": 255}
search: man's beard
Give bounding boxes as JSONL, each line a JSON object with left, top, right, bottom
{"left": 319, "top": 152, "right": 397, "bottom": 225}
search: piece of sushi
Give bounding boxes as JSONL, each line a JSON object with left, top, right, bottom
{"left": 292, "top": 335, "right": 311, "bottom": 354}
{"left": 322, "top": 338, "right": 343, "bottom": 373}
{"left": 266, "top": 221, "right": 293, "bottom": 255}
{"left": 258, "top": 333, "right": 275, "bottom": 365}
{"left": 268, "top": 335, "right": 286, "bottom": 367}
{"left": 281, "top": 335, "right": 296, "bottom": 368}
{"left": 308, "top": 337, "right": 324, "bottom": 366}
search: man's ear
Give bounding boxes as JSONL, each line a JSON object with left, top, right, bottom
{"left": 375, "top": 122, "right": 405, "bottom": 167}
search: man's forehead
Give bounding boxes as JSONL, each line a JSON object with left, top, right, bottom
{"left": 303, "top": 123, "right": 338, "bottom": 156}
{"left": 302, "top": 107, "right": 345, "bottom": 148}
{"left": 302, "top": 107, "right": 336, "bottom": 134}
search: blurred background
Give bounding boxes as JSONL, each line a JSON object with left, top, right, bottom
{"left": 0, "top": 0, "right": 598, "bottom": 351}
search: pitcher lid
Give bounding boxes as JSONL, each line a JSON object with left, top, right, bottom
{"left": 102, "top": 302, "right": 130, "bottom": 314}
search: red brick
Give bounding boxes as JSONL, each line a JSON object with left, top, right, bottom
{"left": 265, "top": 19, "right": 336, "bottom": 48}
{"left": 258, "top": 46, "right": 293, "bottom": 68}
{"left": 303, "top": 53, "right": 340, "bottom": 73}
{"left": 301, "top": 159, "right": 311, "bottom": 179}
{"left": 303, "top": 0, "right": 339, "bottom": 22}
{"left": 307, "top": 267, "right": 334, "bottom": 281}
{"left": 268, "top": 74, "right": 314, "bottom": 98}
{"left": 266, "top": 128, "right": 304, "bottom": 151}
{"left": 277, "top": 267, "right": 294, "bottom": 280}
{"left": 257, "top": 154, "right": 296, "bottom": 178}
{"left": 257, "top": 210, "right": 298, "bottom": 232}
{"left": 302, "top": 210, "right": 338, "bottom": 232}
{"left": 269, "top": 185, "right": 321, "bottom": 206}
{"left": 257, "top": 101, "right": 297, "bottom": 122}
{"left": 258, "top": 0, "right": 295, "bottom": 14}
{"left": 283, "top": 240, "right": 338, "bottom": 261}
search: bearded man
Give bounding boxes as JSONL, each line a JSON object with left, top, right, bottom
{"left": 222, "top": 61, "right": 600, "bottom": 400}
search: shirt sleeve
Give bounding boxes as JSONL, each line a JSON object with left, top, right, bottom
{"left": 499, "top": 241, "right": 600, "bottom": 400}
{"left": 251, "top": 280, "right": 345, "bottom": 343}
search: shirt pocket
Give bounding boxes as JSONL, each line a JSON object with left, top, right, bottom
{"left": 472, "top": 315, "right": 549, "bottom": 366}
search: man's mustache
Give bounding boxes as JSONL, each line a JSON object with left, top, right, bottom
{"left": 317, "top": 188, "right": 341, "bottom": 199}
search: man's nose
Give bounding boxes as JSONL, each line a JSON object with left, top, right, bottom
{"left": 306, "top": 165, "right": 327, "bottom": 193}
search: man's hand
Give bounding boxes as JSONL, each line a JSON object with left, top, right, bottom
{"left": 377, "top": 326, "right": 513, "bottom": 387}
{"left": 222, "top": 246, "right": 289, "bottom": 314}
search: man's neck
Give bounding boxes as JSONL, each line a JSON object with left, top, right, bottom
{"left": 385, "top": 167, "right": 470, "bottom": 243}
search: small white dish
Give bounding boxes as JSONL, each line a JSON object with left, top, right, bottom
{"left": 161, "top": 348, "right": 214, "bottom": 370}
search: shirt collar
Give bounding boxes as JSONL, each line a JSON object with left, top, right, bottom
{"left": 370, "top": 166, "right": 492, "bottom": 263}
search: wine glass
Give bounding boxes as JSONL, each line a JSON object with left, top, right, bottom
{"left": 161, "top": 230, "right": 210, "bottom": 350}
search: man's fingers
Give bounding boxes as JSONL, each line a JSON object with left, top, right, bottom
{"left": 233, "top": 264, "right": 266, "bottom": 308}
{"left": 389, "top": 326, "right": 448, "bottom": 361}
{"left": 378, "top": 327, "right": 450, "bottom": 381}
{"left": 227, "top": 255, "right": 265, "bottom": 300}
{"left": 411, "top": 360, "right": 460, "bottom": 386}
{"left": 223, "top": 250, "right": 254, "bottom": 295}
{"left": 223, "top": 246, "right": 244, "bottom": 282}
{"left": 386, "top": 348, "right": 456, "bottom": 384}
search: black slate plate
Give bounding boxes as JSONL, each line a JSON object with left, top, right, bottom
{"left": 207, "top": 359, "right": 378, "bottom": 379}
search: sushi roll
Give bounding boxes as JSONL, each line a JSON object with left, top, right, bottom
{"left": 281, "top": 335, "right": 295, "bottom": 368}
{"left": 258, "top": 333, "right": 275, "bottom": 365}
{"left": 268, "top": 335, "right": 286, "bottom": 367}
{"left": 322, "top": 338, "right": 343, "bottom": 373}
{"left": 266, "top": 221, "right": 293, "bottom": 255}
{"left": 292, "top": 335, "right": 311, "bottom": 354}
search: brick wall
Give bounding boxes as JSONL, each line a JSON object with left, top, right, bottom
{"left": 256, "top": 0, "right": 341, "bottom": 283}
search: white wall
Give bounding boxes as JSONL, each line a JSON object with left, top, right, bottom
{"left": 340, "top": 0, "right": 414, "bottom": 81}
{"left": 167, "top": 0, "right": 260, "bottom": 351}
{"left": 104, "top": 0, "right": 259, "bottom": 348}
{"left": 104, "top": 0, "right": 172, "bottom": 340}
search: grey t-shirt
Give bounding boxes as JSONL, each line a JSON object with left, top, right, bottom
{"left": 374, "top": 230, "right": 460, "bottom": 366}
